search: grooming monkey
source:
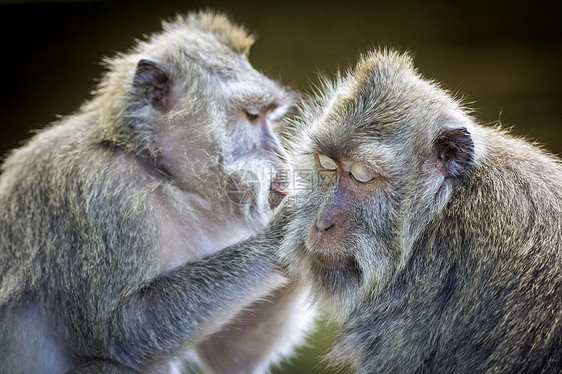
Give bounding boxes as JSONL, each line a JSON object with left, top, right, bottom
{"left": 0, "top": 12, "right": 314, "bottom": 374}
{"left": 270, "top": 49, "right": 561, "bottom": 372}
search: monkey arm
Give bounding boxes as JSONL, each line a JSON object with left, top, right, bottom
{"left": 108, "top": 235, "right": 282, "bottom": 369}
{"left": 66, "top": 360, "right": 137, "bottom": 374}
{"left": 191, "top": 200, "right": 315, "bottom": 374}
{"left": 195, "top": 279, "right": 314, "bottom": 374}
{"left": 104, "top": 202, "right": 295, "bottom": 370}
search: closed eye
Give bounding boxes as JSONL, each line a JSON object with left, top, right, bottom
{"left": 317, "top": 154, "right": 337, "bottom": 170}
{"left": 245, "top": 110, "right": 259, "bottom": 122}
{"left": 350, "top": 162, "right": 374, "bottom": 183}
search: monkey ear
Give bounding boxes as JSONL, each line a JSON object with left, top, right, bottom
{"left": 132, "top": 59, "right": 172, "bottom": 113}
{"left": 433, "top": 128, "right": 475, "bottom": 178}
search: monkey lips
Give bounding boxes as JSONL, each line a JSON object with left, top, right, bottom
{"left": 269, "top": 181, "right": 289, "bottom": 209}
{"left": 306, "top": 220, "right": 354, "bottom": 267}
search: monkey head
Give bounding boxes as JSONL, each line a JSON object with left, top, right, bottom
{"left": 89, "top": 12, "right": 293, "bottom": 230}
{"left": 280, "top": 50, "right": 485, "bottom": 321}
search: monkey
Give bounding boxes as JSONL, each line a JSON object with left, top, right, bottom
{"left": 269, "top": 49, "right": 562, "bottom": 373}
{"left": 0, "top": 11, "right": 315, "bottom": 374}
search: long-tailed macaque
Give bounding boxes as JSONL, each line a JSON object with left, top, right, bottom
{"left": 0, "top": 11, "right": 314, "bottom": 374}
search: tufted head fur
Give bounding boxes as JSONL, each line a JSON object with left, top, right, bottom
{"left": 279, "top": 48, "right": 561, "bottom": 372}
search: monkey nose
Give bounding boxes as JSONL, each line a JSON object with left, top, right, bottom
{"left": 315, "top": 217, "right": 334, "bottom": 232}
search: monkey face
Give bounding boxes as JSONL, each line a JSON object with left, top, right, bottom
{"left": 126, "top": 29, "right": 294, "bottom": 231}
{"left": 306, "top": 155, "right": 393, "bottom": 262}
{"left": 291, "top": 151, "right": 401, "bottom": 319}
{"left": 281, "top": 50, "right": 479, "bottom": 320}
{"left": 217, "top": 72, "right": 295, "bottom": 226}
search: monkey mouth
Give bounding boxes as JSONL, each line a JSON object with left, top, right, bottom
{"left": 310, "top": 249, "right": 353, "bottom": 267}
{"left": 268, "top": 182, "right": 289, "bottom": 208}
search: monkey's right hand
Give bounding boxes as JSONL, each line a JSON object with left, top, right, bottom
{"left": 265, "top": 198, "right": 297, "bottom": 232}
{"left": 255, "top": 199, "right": 298, "bottom": 275}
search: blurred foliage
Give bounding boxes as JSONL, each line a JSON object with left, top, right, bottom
{"left": 0, "top": 0, "right": 560, "bottom": 157}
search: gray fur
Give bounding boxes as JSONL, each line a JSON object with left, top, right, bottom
{"left": 277, "top": 49, "right": 562, "bottom": 373}
{"left": 0, "top": 11, "right": 314, "bottom": 374}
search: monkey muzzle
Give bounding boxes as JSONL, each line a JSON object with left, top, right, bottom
{"left": 269, "top": 181, "right": 289, "bottom": 209}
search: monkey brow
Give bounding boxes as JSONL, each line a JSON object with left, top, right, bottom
{"left": 310, "top": 131, "right": 360, "bottom": 160}
{"left": 230, "top": 94, "right": 281, "bottom": 111}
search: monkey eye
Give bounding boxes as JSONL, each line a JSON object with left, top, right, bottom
{"left": 245, "top": 110, "right": 259, "bottom": 122}
{"left": 350, "top": 162, "right": 373, "bottom": 183}
{"left": 317, "top": 154, "right": 338, "bottom": 170}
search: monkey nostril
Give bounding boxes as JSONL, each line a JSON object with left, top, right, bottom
{"left": 316, "top": 218, "right": 334, "bottom": 232}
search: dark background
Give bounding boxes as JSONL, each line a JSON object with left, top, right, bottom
{"left": 0, "top": 0, "right": 560, "bottom": 373}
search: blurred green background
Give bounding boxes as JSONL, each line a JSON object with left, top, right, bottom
{"left": 0, "top": 0, "right": 560, "bottom": 373}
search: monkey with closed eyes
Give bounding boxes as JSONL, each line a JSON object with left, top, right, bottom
{"left": 0, "top": 11, "right": 315, "bottom": 374}
{"left": 267, "top": 49, "right": 561, "bottom": 373}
